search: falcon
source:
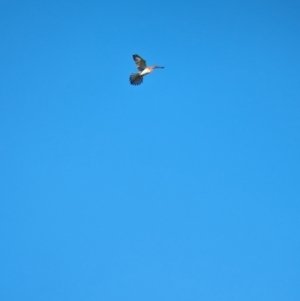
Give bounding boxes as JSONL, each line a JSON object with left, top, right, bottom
{"left": 129, "top": 54, "right": 164, "bottom": 86}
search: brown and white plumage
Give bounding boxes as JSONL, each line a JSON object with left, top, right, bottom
{"left": 129, "top": 54, "right": 164, "bottom": 86}
{"left": 133, "top": 54, "right": 147, "bottom": 71}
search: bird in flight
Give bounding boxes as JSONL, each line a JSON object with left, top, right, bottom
{"left": 129, "top": 54, "right": 164, "bottom": 86}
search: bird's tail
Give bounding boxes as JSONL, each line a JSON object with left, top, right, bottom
{"left": 129, "top": 73, "right": 143, "bottom": 85}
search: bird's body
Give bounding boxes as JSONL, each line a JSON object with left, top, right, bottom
{"left": 129, "top": 54, "right": 164, "bottom": 85}
{"left": 140, "top": 67, "right": 152, "bottom": 76}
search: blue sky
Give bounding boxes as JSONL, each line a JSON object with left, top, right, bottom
{"left": 1, "top": 0, "right": 299, "bottom": 300}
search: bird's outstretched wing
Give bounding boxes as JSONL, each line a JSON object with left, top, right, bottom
{"left": 133, "top": 54, "right": 146, "bottom": 71}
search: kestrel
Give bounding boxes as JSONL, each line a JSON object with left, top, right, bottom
{"left": 129, "top": 54, "right": 164, "bottom": 86}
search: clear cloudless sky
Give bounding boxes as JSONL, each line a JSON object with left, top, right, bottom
{"left": 0, "top": 0, "right": 299, "bottom": 300}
